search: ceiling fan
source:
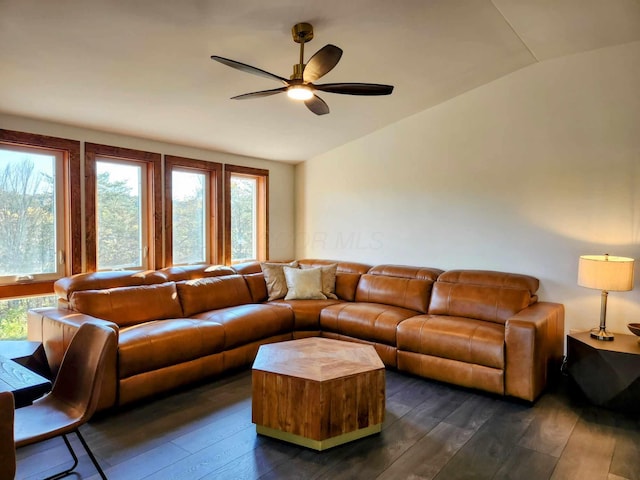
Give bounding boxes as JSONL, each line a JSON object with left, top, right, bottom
{"left": 211, "top": 22, "right": 394, "bottom": 116}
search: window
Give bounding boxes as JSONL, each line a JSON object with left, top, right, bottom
{"left": 224, "top": 165, "right": 268, "bottom": 264}
{"left": 0, "top": 130, "right": 81, "bottom": 297}
{"left": 85, "top": 143, "right": 161, "bottom": 271}
{"left": 96, "top": 159, "right": 148, "bottom": 270}
{"left": 164, "top": 156, "right": 222, "bottom": 266}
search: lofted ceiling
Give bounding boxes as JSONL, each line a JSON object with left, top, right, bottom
{"left": 1, "top": 0, "right": 639, "bottom": 163}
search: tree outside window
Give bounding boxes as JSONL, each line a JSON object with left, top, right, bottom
{"left": 225, "top": 165, "right": 268, "bottom": 265}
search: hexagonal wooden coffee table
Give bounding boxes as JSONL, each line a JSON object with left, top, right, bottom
{"left": 252, "top": 337, "right": 385, "bottom": 450}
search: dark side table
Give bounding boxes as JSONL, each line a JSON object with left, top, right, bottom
{"left": 0, "top": 340, "right": 51, "bottom": 378}
{"left": 0, "top": 341, "right": 52, "bottom": 407}
{"left": 567, "top": 331, "right": 640, "bottom": 412}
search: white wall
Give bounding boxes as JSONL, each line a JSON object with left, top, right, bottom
{"left": 0, "top": 113, "right": 296, "bottom": 262}
{"left": 296, "top": 41, "right": 640, "bottom": 336}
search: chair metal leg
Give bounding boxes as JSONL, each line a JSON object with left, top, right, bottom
{"left": 75, "top": 428, "right": 108, "bottom": 480}
{"left": 41, "top": 430, "right": 107, "bottom": 480}
{"left": 42, "top": 434, "right": 78, "bottom": 480}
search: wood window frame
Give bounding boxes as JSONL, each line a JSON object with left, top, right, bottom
{"left": 0, "top": 129, "right": 81, "bottom": 298}
{"left": 85, "top": 143, "right": 162, "bottom": 271}
{"left": 224, "top": 164, "right": 269, "bottom": 265}
{"left": 164, "top": 155, "right": 223, "bottom": 266}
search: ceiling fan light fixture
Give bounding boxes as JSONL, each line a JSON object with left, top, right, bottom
{"left": 287, "top": 85, "right": 313, "bottom": 101}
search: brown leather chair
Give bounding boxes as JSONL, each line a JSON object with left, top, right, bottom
{"left": 0, "top": 391, "right": 16, "bottom": 480}
{"left": 14, "top": 322, "right": 116, "bottom": 480}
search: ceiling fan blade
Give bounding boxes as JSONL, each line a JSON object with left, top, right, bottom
{"left": 231, "top": 87, "right": 287, "bottom": 100}
{"left": 303, "top": 44, "right": 343, "bottom": 83}
{"left": 314, "top": 83, "right": 394, "bottom": 96}
{"left": 304, "top": 95, "right": 329, "bottom": 115}
{"left": 211, "top": 55, "right": 289, "bottom": 85}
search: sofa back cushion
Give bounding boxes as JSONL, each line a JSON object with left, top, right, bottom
{"left": 231, "top": 261, "right": 268, "bottom": 303}
{"left": 429, "top": 270, "right": 539, "bottom": 325}
{"left": 69, "top": 282, "right": 183, "bottom": 327}
{"left": 355, "top": 265, "right": 443, "bottom": 313}
{"left": 176, "top": 274, "right": 253, "bottom": 316}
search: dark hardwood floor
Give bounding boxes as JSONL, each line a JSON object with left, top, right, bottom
{"left": 15, "top": 369, "right": 640, "bottom": 480}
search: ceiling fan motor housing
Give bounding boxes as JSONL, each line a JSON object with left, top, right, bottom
{"left": 292, "top": 22, "right": 314, "bottom": 43}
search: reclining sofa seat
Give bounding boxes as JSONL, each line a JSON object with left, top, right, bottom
{"left": 28, "top": 264, "right": 294, "bottom": 410}
{"left": 397, "top": 270, "right": 564, "bottom": 401}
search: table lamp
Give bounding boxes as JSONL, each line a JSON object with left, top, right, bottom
{"left": 578, "top": 254, "right": 635, "bottom": 341}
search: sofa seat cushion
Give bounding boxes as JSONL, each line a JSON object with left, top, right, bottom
{"left": 193, "top": 304, "right": 294, "bottom": 349}
{"left": 397, "top": 315, "right": 505, "bottom": 369}
{"left": 269, "top": 299, "right": 343, "bottom": 331}
{"left": 320, "top": 302, "right": 418, "bottom": 346}
{"left": 118, "top": 319, "right": 225, "bottom": 378}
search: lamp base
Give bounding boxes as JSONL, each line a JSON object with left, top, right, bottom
{"left": 590, "top": 327, "right": 614, "bottom": 341}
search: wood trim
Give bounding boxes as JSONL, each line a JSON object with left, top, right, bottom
{"left": 0, "top": 281, "right": 54, "bottom": 299}
{"left": 84, "top": 146, "right": 97, "bottom": 271}
{"left": 84, "top": 143, "right": 162, "bottom": 271}
{"left": 224, "top": 171, "right": 231, "bottom": 266}
{"left": 0, "top": 129, "right": 81, "bottom": 284}
{"left": 224, "top": 164, "right": 269, "bottom": 177}
{"left": 224, "top": 164, "right": 269, "bottom": 265}
{"left": 214, "top": 164, "right": 224, "bottom": 263}
{"left": 261, "top": 173, "right": 269, "bottom": 261}
{"left": 164, "top": 156, "right": 223, "bottom": 266}
{"left": 151, "top": 155, "right": 163, "bottom": 268}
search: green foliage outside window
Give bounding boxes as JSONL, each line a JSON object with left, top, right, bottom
{"left": 230, "top": 176, "right": 256, "bottom": 263}
{"left": 172, "top": 171, "right": 206, "bottom": 265}
{"left": 0, "top": 158, "right": 56, "bottom": 277}
{"left": 0, "top": 296, "right": 56, "bottom": 339}
{"left": 97, "top": 170, "right": 142, "bottom": 269}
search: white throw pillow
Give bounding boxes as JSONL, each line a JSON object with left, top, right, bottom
{"left": 301, "top": 263, "right": 338, "bottom": 299}
{"left": 283, "top": 266, "right": 327, "bottom": 300}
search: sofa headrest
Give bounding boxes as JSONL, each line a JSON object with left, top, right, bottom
{"left": 437, "top": 270, "right": 539, "bottom": 295}
{"left": 55, "top": 270, "right": 168, "bottom": 302}
{"left": 232, "top": 261, "right": 263, "bottom": 275}
{"left": 298, "top": 259, "right": 372, "bottom": 275}
{"left": 429, "top": 270, "right": 539, "bottom": 324}
{"left": 368, "top": 264, "right": 443, "bottom": 282}
{"left": 160, "top": 264, "right": 236, "bottom": 282}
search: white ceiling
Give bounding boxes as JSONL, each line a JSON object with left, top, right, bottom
{"left": 1, "top": 0, "right": 639, "bottom": 163}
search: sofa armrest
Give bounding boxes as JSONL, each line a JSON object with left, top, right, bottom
{"left": 27, "top": 307, "right": 119, "bottom": 411}
{"left": 504, "top": 302, "right": 564, "bottom": 402}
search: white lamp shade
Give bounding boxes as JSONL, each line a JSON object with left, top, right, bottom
{"left": 578, "top": 255, "right": 635, "bottom": 291}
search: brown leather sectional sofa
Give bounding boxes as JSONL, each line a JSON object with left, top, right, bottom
{"left": 27, "top": 259, "right": 564, "bottom": 411}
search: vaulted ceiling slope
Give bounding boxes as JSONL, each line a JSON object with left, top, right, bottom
{"left": 1, "top": 1, "right": 639, "bottom": 163}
